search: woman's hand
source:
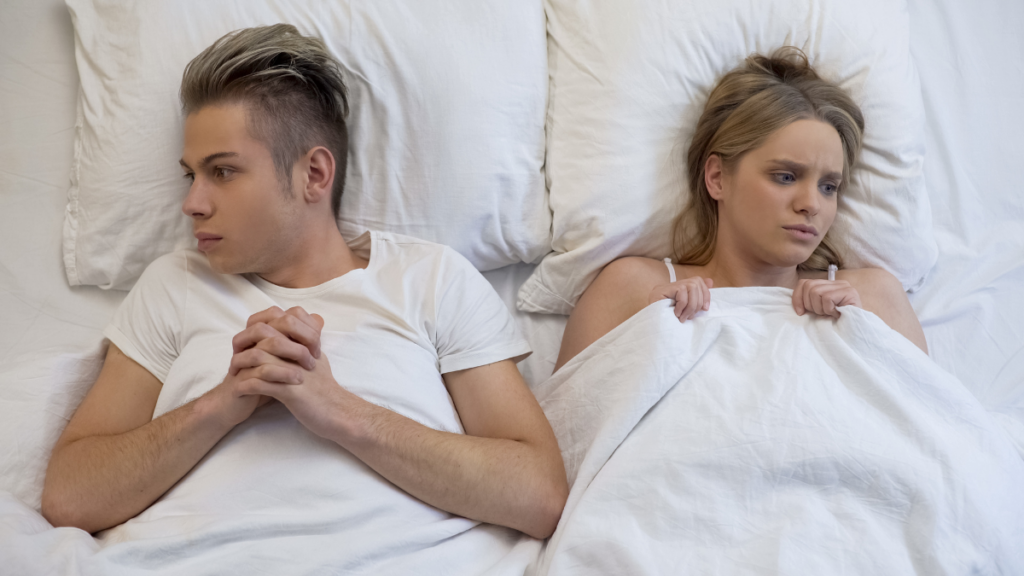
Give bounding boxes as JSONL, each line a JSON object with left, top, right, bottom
{"left": 792, "top": 279, "right": 861, "bottom": 318}
{"left": 648, "top": 277, "right": 713, "bottom": 322}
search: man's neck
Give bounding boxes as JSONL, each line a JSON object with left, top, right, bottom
{"left": 256, "top": 220, "right": 369, "bottom": 289}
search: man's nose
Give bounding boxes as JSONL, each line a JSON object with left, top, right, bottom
{"left": 181, "top": 178, "right": 211, "bottom": 219}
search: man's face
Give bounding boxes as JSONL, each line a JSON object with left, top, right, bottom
{"left": 180, "top": 103, "right": 300, "bottom": 275}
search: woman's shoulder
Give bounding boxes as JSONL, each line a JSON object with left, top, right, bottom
{"left": 600, "top": 256, "right": 675, "bottom": 283}
{"left": 835, "top": 267, "right": 904, "bottom": 298}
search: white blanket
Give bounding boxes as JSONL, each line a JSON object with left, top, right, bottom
{"left": 0, "top": 402, "right": 540, "bottom": 575}
{"left": 534, "top": 288, "right": 1024, "bottom": 575}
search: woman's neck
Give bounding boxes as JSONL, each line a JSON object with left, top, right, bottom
{"left": 696, "top": 242, "right": 800, "bottom": 289}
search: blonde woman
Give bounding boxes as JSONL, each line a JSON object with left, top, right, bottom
{"left": 556, "top": 47, "right": 927, "bottom": 371}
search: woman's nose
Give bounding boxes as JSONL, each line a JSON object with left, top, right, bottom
{"left": 794, "top": 182, "right": 820, "bottom": 216}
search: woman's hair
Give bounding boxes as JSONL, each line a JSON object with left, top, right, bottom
{"left": 180, "top": 24, "right": 350, "bottom": 218}
{"left": 672, "top": 46, "right": 864, "bottom": 271}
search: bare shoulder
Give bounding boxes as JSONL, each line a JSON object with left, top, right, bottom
{"left": 836, "top": 267, "right": 905, "bottom": 303}
{"left": 599, "top": 256, "right": 674, "bottom": 284}
{"left": 836, "top": 267, "right": 928, "bottom": 354}
{"left": 555, "top": 256, "right": 673, "bottom": 372}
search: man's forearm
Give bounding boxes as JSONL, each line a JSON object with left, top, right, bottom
{"left": 42, "top": 395, "right": 234, "bottom": 533}
{"left": 329, "top": 394, "right": 566, "bottom": 539}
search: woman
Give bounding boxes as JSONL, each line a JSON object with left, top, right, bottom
{"left": 556, "top": 47, "right": 928, "bottom": 371}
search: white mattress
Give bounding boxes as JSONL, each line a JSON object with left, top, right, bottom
{"left": 0, "top": 0, "right": 1021, "bottom": 515}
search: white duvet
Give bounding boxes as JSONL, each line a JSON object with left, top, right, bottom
{"left": 0, "top": 402, "right": 540, "bottom": 575}
{"left": 534, "top": 288, "right": 1024, "bottom": 575}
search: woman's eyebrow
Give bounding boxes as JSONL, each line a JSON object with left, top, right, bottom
{"left": 767, "top": 159, "right": 842, "bottom": 181}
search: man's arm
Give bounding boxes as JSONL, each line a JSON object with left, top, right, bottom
{"left": 235, "top": 350, "right": 569, "bottom": 539}
{"left": 43, "top": 314, "right": 319, "bottom": 534}
{"left": 41, "top": 344, "right": 236, "bottom": 533}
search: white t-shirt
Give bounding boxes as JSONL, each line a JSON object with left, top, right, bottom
{"left": 104, "top": 230, "right": 532, "bottom": 432}
{"left": 94, "top": 232, "right": 540, "bottom": 569}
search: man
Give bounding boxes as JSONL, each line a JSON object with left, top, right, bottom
{"left": 41, "top": 24, "right": 567, "bottom": 543}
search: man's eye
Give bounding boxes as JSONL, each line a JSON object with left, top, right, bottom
{"left": 183, "top": 173, "right": 195, "bottom": 183}
{"left": 214, "top": 167, "right": 232, "bottom": 179}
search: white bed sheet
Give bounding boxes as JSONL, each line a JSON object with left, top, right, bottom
{"left": 0, "top": 0, "right": 1021, "bottom": 524}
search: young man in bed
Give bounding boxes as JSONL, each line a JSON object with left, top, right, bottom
{"left": 41, "top": 24, "right": 567, "bottom": 540}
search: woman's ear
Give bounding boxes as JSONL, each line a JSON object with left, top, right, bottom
{"left": 704, "top": 154, "right": 726, "bottom": 201}
{"left": 301, "top": 146, "right": 336, "bottom": 205}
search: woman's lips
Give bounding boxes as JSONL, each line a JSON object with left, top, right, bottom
{"left": 783, "top": 225, "right": 818, "bottom": 240}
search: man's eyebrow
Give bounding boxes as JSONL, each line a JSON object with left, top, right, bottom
{"left": 178, "top": 151, "right": 239, "bottom": 171}
{"left": 768, "top": 159, "right": 842, "bottom": 181}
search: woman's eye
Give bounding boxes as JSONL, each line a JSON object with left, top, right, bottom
{"left": 773, "top": 172, "right": 796, "bottom": 184}
{"left": 820, "top": 182, "right": 839, "bottom": 196}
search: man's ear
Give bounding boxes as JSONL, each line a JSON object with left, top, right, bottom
{"left": 301, "top": 146, "right": 336, "bottom": 205}
{"left": 704, "top": 154, "right": 726, "bottom": 202}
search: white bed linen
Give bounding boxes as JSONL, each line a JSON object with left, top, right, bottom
{"left": 0, "top": 0, "right": 1022, "bottom": 569}
{"left": 536, "top": 291, "right": 1024, "bottom": 574}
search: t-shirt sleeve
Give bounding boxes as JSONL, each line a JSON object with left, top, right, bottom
{"left": 433, "top": 248, "right": 532, "bottom": 374}
{"left": 102, "top": 252, "right": 188, "bottom": 383}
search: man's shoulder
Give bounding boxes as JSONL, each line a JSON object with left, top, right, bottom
{"left": 136, "top": 249, "right": 196, "bottom": 286}
{"left": 134, "top": 248, "right": 233, "bottom": 297}
{"left": 370, "top": 231, "right": 473, "bottom": 274}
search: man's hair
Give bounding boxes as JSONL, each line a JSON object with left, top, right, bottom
{"left": 180, "top": 24, "right": 350, "bottom": 218}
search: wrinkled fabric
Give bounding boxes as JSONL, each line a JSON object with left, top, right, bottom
{"left": 536, "top": 288, "right": 1024, "bottom": 575}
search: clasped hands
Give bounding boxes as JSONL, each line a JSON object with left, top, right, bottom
{"left": 648, "top": 276, "right": 862, "bottom": 322}
{"left": 211, "top": 306, "right": 348, "bottom": 440}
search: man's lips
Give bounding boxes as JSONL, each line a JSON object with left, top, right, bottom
{"left": 782, "top": 224, "right": 818, "bottom": 240}
{"left": 195, "top": 232, "right": 222, "bottom": 252}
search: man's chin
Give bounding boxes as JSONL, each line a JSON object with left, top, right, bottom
{"left": 203, "top": 252, "right": 242, "bottom": 275}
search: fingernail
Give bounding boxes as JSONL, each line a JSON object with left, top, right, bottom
{"left": 308, "top": 359, "right": 316, "bottom": 371}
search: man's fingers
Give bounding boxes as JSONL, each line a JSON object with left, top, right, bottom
{"left": 284, "top": 307, "right": 322, "bottom": 332}
{"left": 256, "top": 335, "right": 316, "bottom": 371}
{"left": 237, "top": 364, "right": 303, "bottom": 385}
{"left": 246, "top": 306, "right": 285, "bottom": 328}
{"left": 268, "top": 314, "right": 322, "bottom": 358}
{"left": 232, "top": 323, "right": 281, "bottom": 354}
{"left": 311, "top": 313, "right": 325, "bottom": 332}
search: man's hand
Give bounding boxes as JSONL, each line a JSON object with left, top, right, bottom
{"left": 792, "top": 279, "right": 862, "bottom": 318}
{"left": 205, "top": 306, "right": 326, "bottom": 429}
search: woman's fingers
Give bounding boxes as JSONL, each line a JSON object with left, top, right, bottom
{"left": 673, "top": 287, "right": 689, "bottom": 318}
{"left": 792, "top": 280, "right": 806, "bottom": 315}
{"left": 683, "top": 283, "right": 701, "bottom": 320}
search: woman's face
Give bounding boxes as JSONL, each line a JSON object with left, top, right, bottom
{"left": 708, "top": 119, "right": 845, "bottom": 269}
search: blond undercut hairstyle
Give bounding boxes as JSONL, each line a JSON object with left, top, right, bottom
{"left": 180, "top": 24, "right": 350, "bottom": 218}
{"left": 673, "top": 46, "right": 865, "bottom": 272}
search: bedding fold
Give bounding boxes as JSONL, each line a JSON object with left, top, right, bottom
{"left": 536, "top": 287, "right": 1024, "bottom": 575}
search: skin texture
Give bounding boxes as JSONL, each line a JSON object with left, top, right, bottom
{"left": 42, "top": 102, "right": 568, "bottom": 539}
{"left": 556, "top": 119, "right": 928, "bottom": 371}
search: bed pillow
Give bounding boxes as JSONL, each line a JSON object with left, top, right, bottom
{"left": 517, "top": 0, "right": 937, "bottom": 315}
{"left": 64, "top": 0, "right": 550, "bottom": 290}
